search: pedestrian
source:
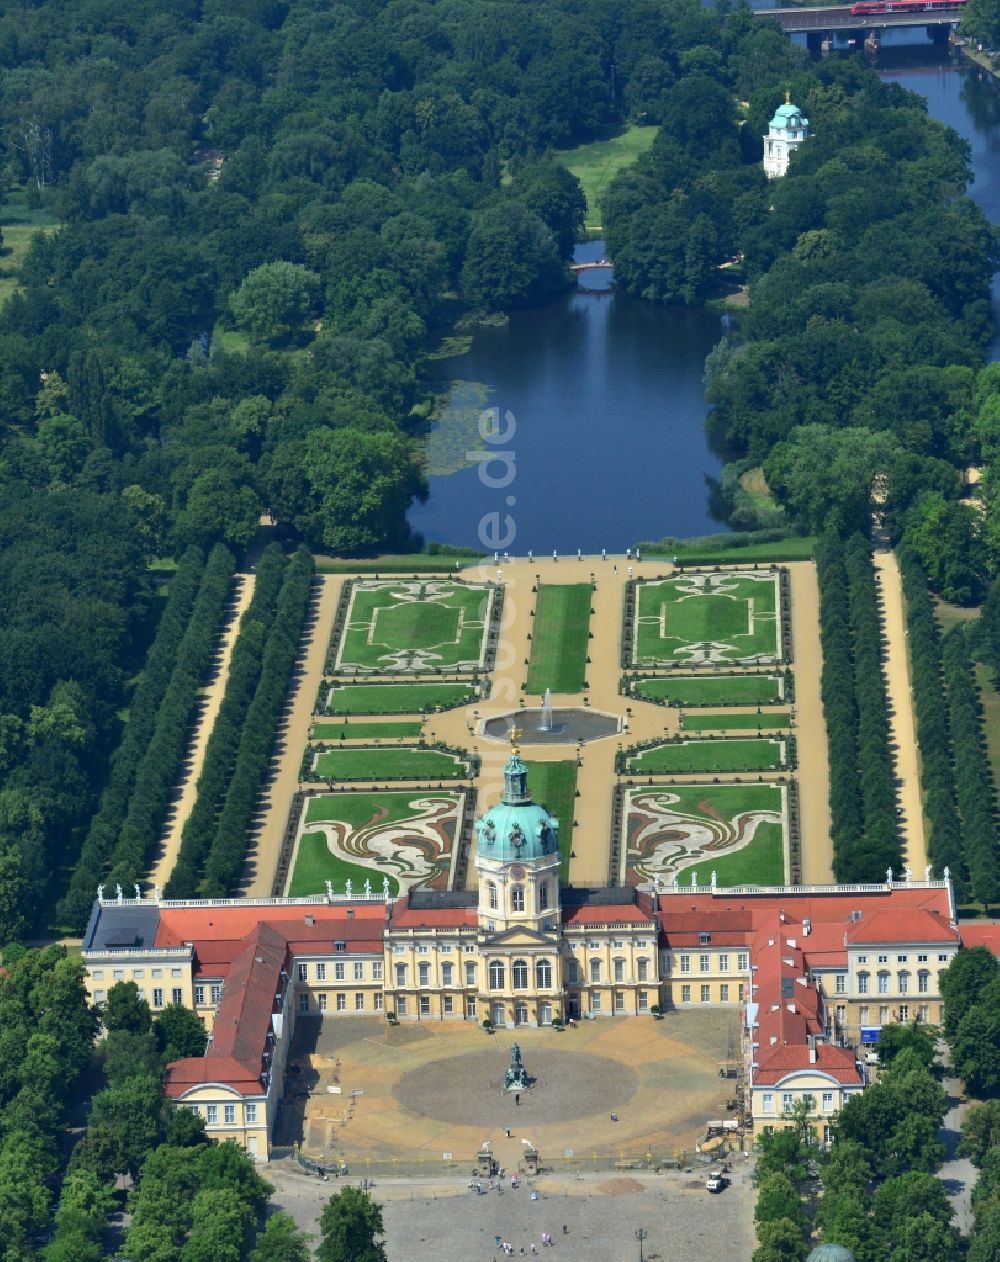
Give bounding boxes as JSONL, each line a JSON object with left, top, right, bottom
{"left": 602, "top": 548, "right": 606, "bottom": 560}
{"left": 626, "top": 547, "right": 631, "bottom": 560}
{"left": 532, "top": 1244, "right": 537, "bottom": 1254}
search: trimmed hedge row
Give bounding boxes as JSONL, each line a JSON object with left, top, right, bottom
{"left": 164, "top": 543, "right": 288, "bottom": 898}
{"left": 200, "top": 545, "right": 315, "bottom": 895}
{"left": 844, "top": 536, "right": 901, "bottom": 880}
{"left": 58, "top": 545, "right": 210, "bottom": 927}
{"left": 817, "top": 534, "right": 902, "bottom": 881}
{"left": 103, "top": 545, "right": 237, "bottom": 892}
{"left": 816, "top": 534, "right": 863, "bottom": 879}
{"left": 898, "top": 549, "right": 967, "bottom": 898}
{"left": 943, "top": 625, "right": 1000, "bottom": 906}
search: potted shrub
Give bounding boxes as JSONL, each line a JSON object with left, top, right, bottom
{"left": 650, "top": 1004, "right": 663, "bottom": 1021}
{"left": 386, "top": 1010, "right": 398, "bottom": 1026}
{"left": 482, "top": 1018, "right": 494, "bottom": 1034}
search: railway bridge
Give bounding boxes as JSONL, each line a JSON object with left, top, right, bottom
{"left": 754, "top": 4, "right": 964, "bottom": 40}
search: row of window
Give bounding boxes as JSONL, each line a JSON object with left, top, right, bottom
{"left": 855, "top": 953, "right": 950, "bottom": 965}
{"left": 299, "top": 991, "right": 384, "bottom": 1013}
{"left": 94, "top": 986, "right": 183, "bottom": 1008}
{"left": 486, "top": 880, "right": 550, "bottom": 912}
{"left": 678, "top": 983, "right": 745, "bottom": 1004}
{"left": 760, "top": 1091, "right": 836, "bottom": 1115}
{"left": 854, "top": 970, "right": 938, "bottom": 996}
{"left": 848, "top": 1004, "right": 931, "bottom": 1025}
{"left": 92, "top": 966, "right": 185, "bottom": 981}
{"left": 297, "top": 960, "right": 383, "bottom": 982}
{"left": 677, "top": 952, "right": 750, "bottom": 974}
{"left": 190, "top": 1102, "right": 259, "bottom": 1125}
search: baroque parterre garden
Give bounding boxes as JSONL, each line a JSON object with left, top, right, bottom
{"left": 288, "top": 564, "right": 797, "bottom": 898}
{"left": 631, "top": 571, "right": 782, "bottom": 667}
{"left": 332, "top": 578, "right": 496, "bottom": 673}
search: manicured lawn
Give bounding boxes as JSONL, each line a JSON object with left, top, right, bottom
{"left": 975, "top": 662, "right": 1000, "bottom": 791}
{"left": 289, "top": 832, "right": 401, "bottom": 897}
{"left": 526, "top": 584, "right": 591, "bottom": 694}
{"left": 628, "top": 738, "right": 784, "bottom": 774}
{"left": 335, "top": 579, "right": 493, "bottom": 671}
{"left": 632, "top": 674, "right": 783, "bottom": 707}
{"left": 696, "top": 823, "right": 785, "bottom": 886}
{"left": 312, "top": 746, "right": 467, "bottom": 780}
{"left": 312, "top": 721, "right": 423, "bottom": 740}
{"left": 633, "top": 572, "right": 780, "bottom": 666}
{"left": 524, "top": 760, "right": 577, "bottom": 880}
{"left": 327, "top": 682, "right": 477, "bottom": 714}
{"left": 681, "top": 710, "right": 791, "bottom": 732}
{"left": 671, "top": 538, "right": 815, "bottom": 564}
{"left": 554, "top": 124, "right": 657, "bottom": 228}
{"left": 0, "top": 194, "right": 59, "bottom": 305}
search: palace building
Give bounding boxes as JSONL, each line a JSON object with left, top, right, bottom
{"left": 82, "top": 749, "right": 969, "bottom": 1159}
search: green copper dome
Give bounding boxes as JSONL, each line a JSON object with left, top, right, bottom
{"left": 806, "top": 1246, "right": 856, "bottom": 1262}
{"left": 475, "top": 748, "right": 559, "bottom": 862}
{"left": 770, "top": 100, "right": 808, "bottom": 130}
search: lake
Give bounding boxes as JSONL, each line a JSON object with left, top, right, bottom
{"left": 409, "top": 30, "right": 1000, "bottom": 551}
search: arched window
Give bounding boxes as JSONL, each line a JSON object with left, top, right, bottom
{"left": 512, "top": 959, "right": 529, "bottom": 989}
{"left": 489, "top": 960, "right": 505, "bottom": 990}
{"left": 539, "top": 882, "right": 548, "bottom": 911}
{"left": 637, "top": 958, "right": 649, "bottom": 982}
{"left": 857, "top": 972, "right": 870, "bottom": 995}
{"left": 512, "top": 885, "right": 525, "bottom": 912}
{"left": 898, "top": 971, "right": 910, "bottom": 995}
{"left": 613, "top": 958, "right": 626, "bottom": 983}
{"left": 488, "top": 881, "right": 498, "bottom": 910}
{"left": 536, "top": 959, "right": 552, "bottom": 989}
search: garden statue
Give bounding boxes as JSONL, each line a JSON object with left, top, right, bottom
{"left": 504, "top": 1043, "right": 532, "bottom": 1092}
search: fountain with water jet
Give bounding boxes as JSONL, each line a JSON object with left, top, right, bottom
{"left": 539, "top": 688, "right": 554, "bottom": 732}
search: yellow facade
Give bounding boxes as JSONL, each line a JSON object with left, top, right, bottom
{"left": 661, "top": 945, "right": 750, "bottom": 1010}
{"left": 174, "top": 1082, "right": 270, "bottom": 1160}
{"left": 751, "top": 1070, "right": 863, "bottom": 1143}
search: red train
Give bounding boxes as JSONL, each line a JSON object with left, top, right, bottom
{"left": 849, "top": 0, "right": 965, "bottom": 15}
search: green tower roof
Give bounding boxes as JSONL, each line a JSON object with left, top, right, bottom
{"left": 475, "top": 739, "right": 559, "bottom": 863}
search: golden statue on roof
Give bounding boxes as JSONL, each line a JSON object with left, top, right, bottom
{"left": 509, "top": 723, "right": 522, "bottom": 755}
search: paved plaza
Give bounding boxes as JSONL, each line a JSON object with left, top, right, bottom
{"left": 275, "top": 1012, "right": 738, "bottom": 1168}
{"left": 266, "top": 1164, "right": 756, "bottom": 1262}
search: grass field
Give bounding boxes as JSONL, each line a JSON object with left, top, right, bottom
{"left": 291, "top": 790, "right": 463, "bottom": 895}
{"left": 626, "top": 782, "right": 785, "bottom": 887}
{"left": 312, "top": 746, "right": 468, "bottom": 780}
{"left": 335, "top": 580, "right": 492, "bottom": 672}
{"left": 633, "top": 572, "right": 780, "bottom": 666}
{"left": 526, "top": 584, "right": 591, "bottom": 694}
{"left": 632, "top": 674, "right": 783, "bottom": 707}
{"left": 681, "top": 710, "right": 791, "bottom": 732}
{"left": 627, "top": 738, "right": 784, "bottom": 774}
{"left": 524, "top": 760, "right": 577, "bottom": 880}
{"left": 642, "top": 538, "right": 816, "bottom": 564}
{"left": 312, "top": 721, "right": 423, "bottom": 740}
{"left": 554, "top": 124, "right": 657, "bottom": 228}
{"left": 0, "top": 194, "right": 59, "bottom": 305}
{"left": 327, "top": 683, "right": 477, "bottom": 714}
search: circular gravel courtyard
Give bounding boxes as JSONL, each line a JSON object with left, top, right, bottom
{"left": 394, "top": 1047, "right": 639, "bottom": 1126}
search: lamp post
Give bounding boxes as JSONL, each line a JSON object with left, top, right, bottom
{"left": 635, "top": 1227, "right": 648, "bottom": 1262}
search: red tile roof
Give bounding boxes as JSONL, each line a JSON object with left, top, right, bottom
{"left": 845, "top": 908, "right": 959, "bottom": 946}
{"left": 754, "top": 1043, "right": 861, "bottom": 1087}
{"left": 563, "top": 904, "right": 654, "bottom": 927}
{"left": 164, "top": 1055, "right": 264, "bottom": 1097}
{"left": 959, "top": 923, "right": 1000, "bottom": 953}
{"left": 155, "top": 901, "right": 385, "bottom": 946}
{"left": 389, "top": 906, "right": 477, "bottom": 930}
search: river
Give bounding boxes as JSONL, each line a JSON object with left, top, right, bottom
{"left": 408, "top": 31, "right": 1000, "bottom": 552}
